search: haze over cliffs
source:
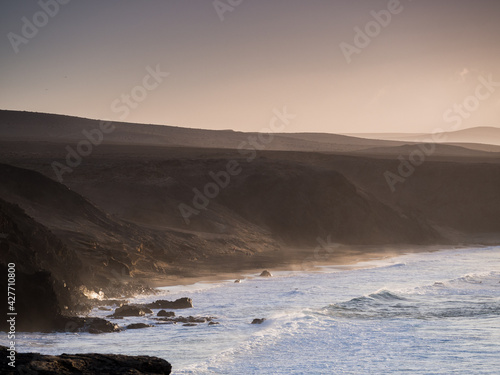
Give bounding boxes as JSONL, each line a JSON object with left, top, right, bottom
{"left": 1, "top": 110, "right": 499, "bottom": 331}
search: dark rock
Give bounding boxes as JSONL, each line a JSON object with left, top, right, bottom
{"left": 111, "top": 304, "right": 153, "bottom": 317}
{"left": 208, "top": 321, "right": 220, "bottom": 326}
{"left": 0, "top": 197, "right": 84, "bottom": 333}
{"left": 98, "top": 307, "right": 111, "bottom": 311}
{"left": 57, "top": 317, "right": 120, "bottom": 334}
{"left": 182, "top": 316, "right": 208, "bottom": 323}
{"left": 157, "top": 310, "right": 175, "bottom": 317}
{"left": 0, "top": 345, "right": 172, "bottom": 374}
{"left": 234, "top": 279, "right": 241, "bottom": 283}
{"left": 156, "top": 316, "right": 213, "bottom": 324}
{"left": 260, "top": 270, "right": 272, "bottom": 277}
{"left": 182, "top": 323, "right": 197, "bottom": 327}
{"left": 145, "top": 297, "right": 193, "bottom": 309}
{"left": 251, "top": 318, "right": 266, "bottom": 324}
{"left": 126, "top": 323, "right": 153, "bottom": 330}
{"left": 87, "top": 318, "right": 121, "bottom": 334}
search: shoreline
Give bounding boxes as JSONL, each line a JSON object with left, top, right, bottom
{"left": 142, "top": 244, "right": 478, "bottom": 290}
{"left": 5, "top": 246, "right": 497, "bottom": 370}
{"left": 1, "top": 244, "right": 491, "bottom": 336}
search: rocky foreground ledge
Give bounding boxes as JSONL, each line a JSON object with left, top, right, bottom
{"left": 0, "top": 346, "right": 172, "bottom": 374}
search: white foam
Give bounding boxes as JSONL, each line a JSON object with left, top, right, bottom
{"left": 4, "top": 246, "right": 500, "bottom": 374}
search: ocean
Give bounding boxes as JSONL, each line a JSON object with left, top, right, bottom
{"left": 8, "top": 246, "right": 500, "bottom": 374}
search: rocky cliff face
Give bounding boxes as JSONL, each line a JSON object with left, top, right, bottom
{"left": 0, "top": 198, "right": 82, "bottom": 331}
{"left": 216, "top": 160, "right": 441, "bottom": 245}
{"left": 0, "top": 158, "right": 443, "bottom": 332}
{"left": 1, "top": 113, "right": 499, "bottom": 334}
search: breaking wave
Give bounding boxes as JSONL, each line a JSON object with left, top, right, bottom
{"left": 322, "top": 271, "right": 500, "bottom": 320}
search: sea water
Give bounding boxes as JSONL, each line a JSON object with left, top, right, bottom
{"left": 6, "top": 247, "right": 500, "bottom": 374}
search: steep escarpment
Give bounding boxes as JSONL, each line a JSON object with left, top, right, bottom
{"left": 0, "top": 163, "right": 166, "bottom": 293}
{"left": 0, "top": 162, "right": 282, "bottom": 271}
{"left": 216, "top": 160, "right": 440, "bottom": 245}
{"left": 31, "top": 155, "right": 440, "bottom": 246}
{"left": 284, "top": 152, "right": 500, "bottom": 241}
{"left": 0, "top": 198, "right": 82, "bottom": 331}
{"left": 0, "top": 167, "right": 266, "bottom": 333}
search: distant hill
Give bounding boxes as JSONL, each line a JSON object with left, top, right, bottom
{"left": 0, "top": 110, "right": 397, "bottom": 152}
{"left": 3, "top": 110, "right": 498, "bottom": 155}
{"left": 347, "top": 126, "right": 500, "bottom": 148}
{"left": 353, "top": 143, "right": 500, "bottom": 159}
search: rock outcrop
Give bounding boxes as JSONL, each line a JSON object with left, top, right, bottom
{"left": 58, "top": 317, "right": 120, "bottom": 334}
{"left": 0, "top": 198, "right": 84, "bottom": 332}
{"left": 251, "top": 318, "right": 266, "bottom": 324}
{"left": 0, "top": 346, "right": 172, "bottom": 374}
{"left": 126, "top": 323, "right": 152, "bottom": 330}
{"left": 145, "top": 298, "right": 193, "bottom": 310}
{"left": 111, "top": 305, "right": 153, "bottom": 317}
{"left": 157, "top": 310, "right": 175, "bottom": 317}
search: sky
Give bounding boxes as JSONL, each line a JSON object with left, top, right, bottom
{"left": 1, "top": 0, "right": 499, "bottom": 134}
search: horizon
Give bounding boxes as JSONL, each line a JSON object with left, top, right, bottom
{"left": 1, "top": 1, "right": 500, "bottom": 134}
{"left": 1, "top": 108, "right": 499, "bottom": 137}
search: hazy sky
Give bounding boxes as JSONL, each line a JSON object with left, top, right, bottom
{"left": 1, "top": 0, "right": 499, "bottom": 133}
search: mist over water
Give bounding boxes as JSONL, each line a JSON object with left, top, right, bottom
{"left": 7, "top": 247, "right": 500, "bottom": 374}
